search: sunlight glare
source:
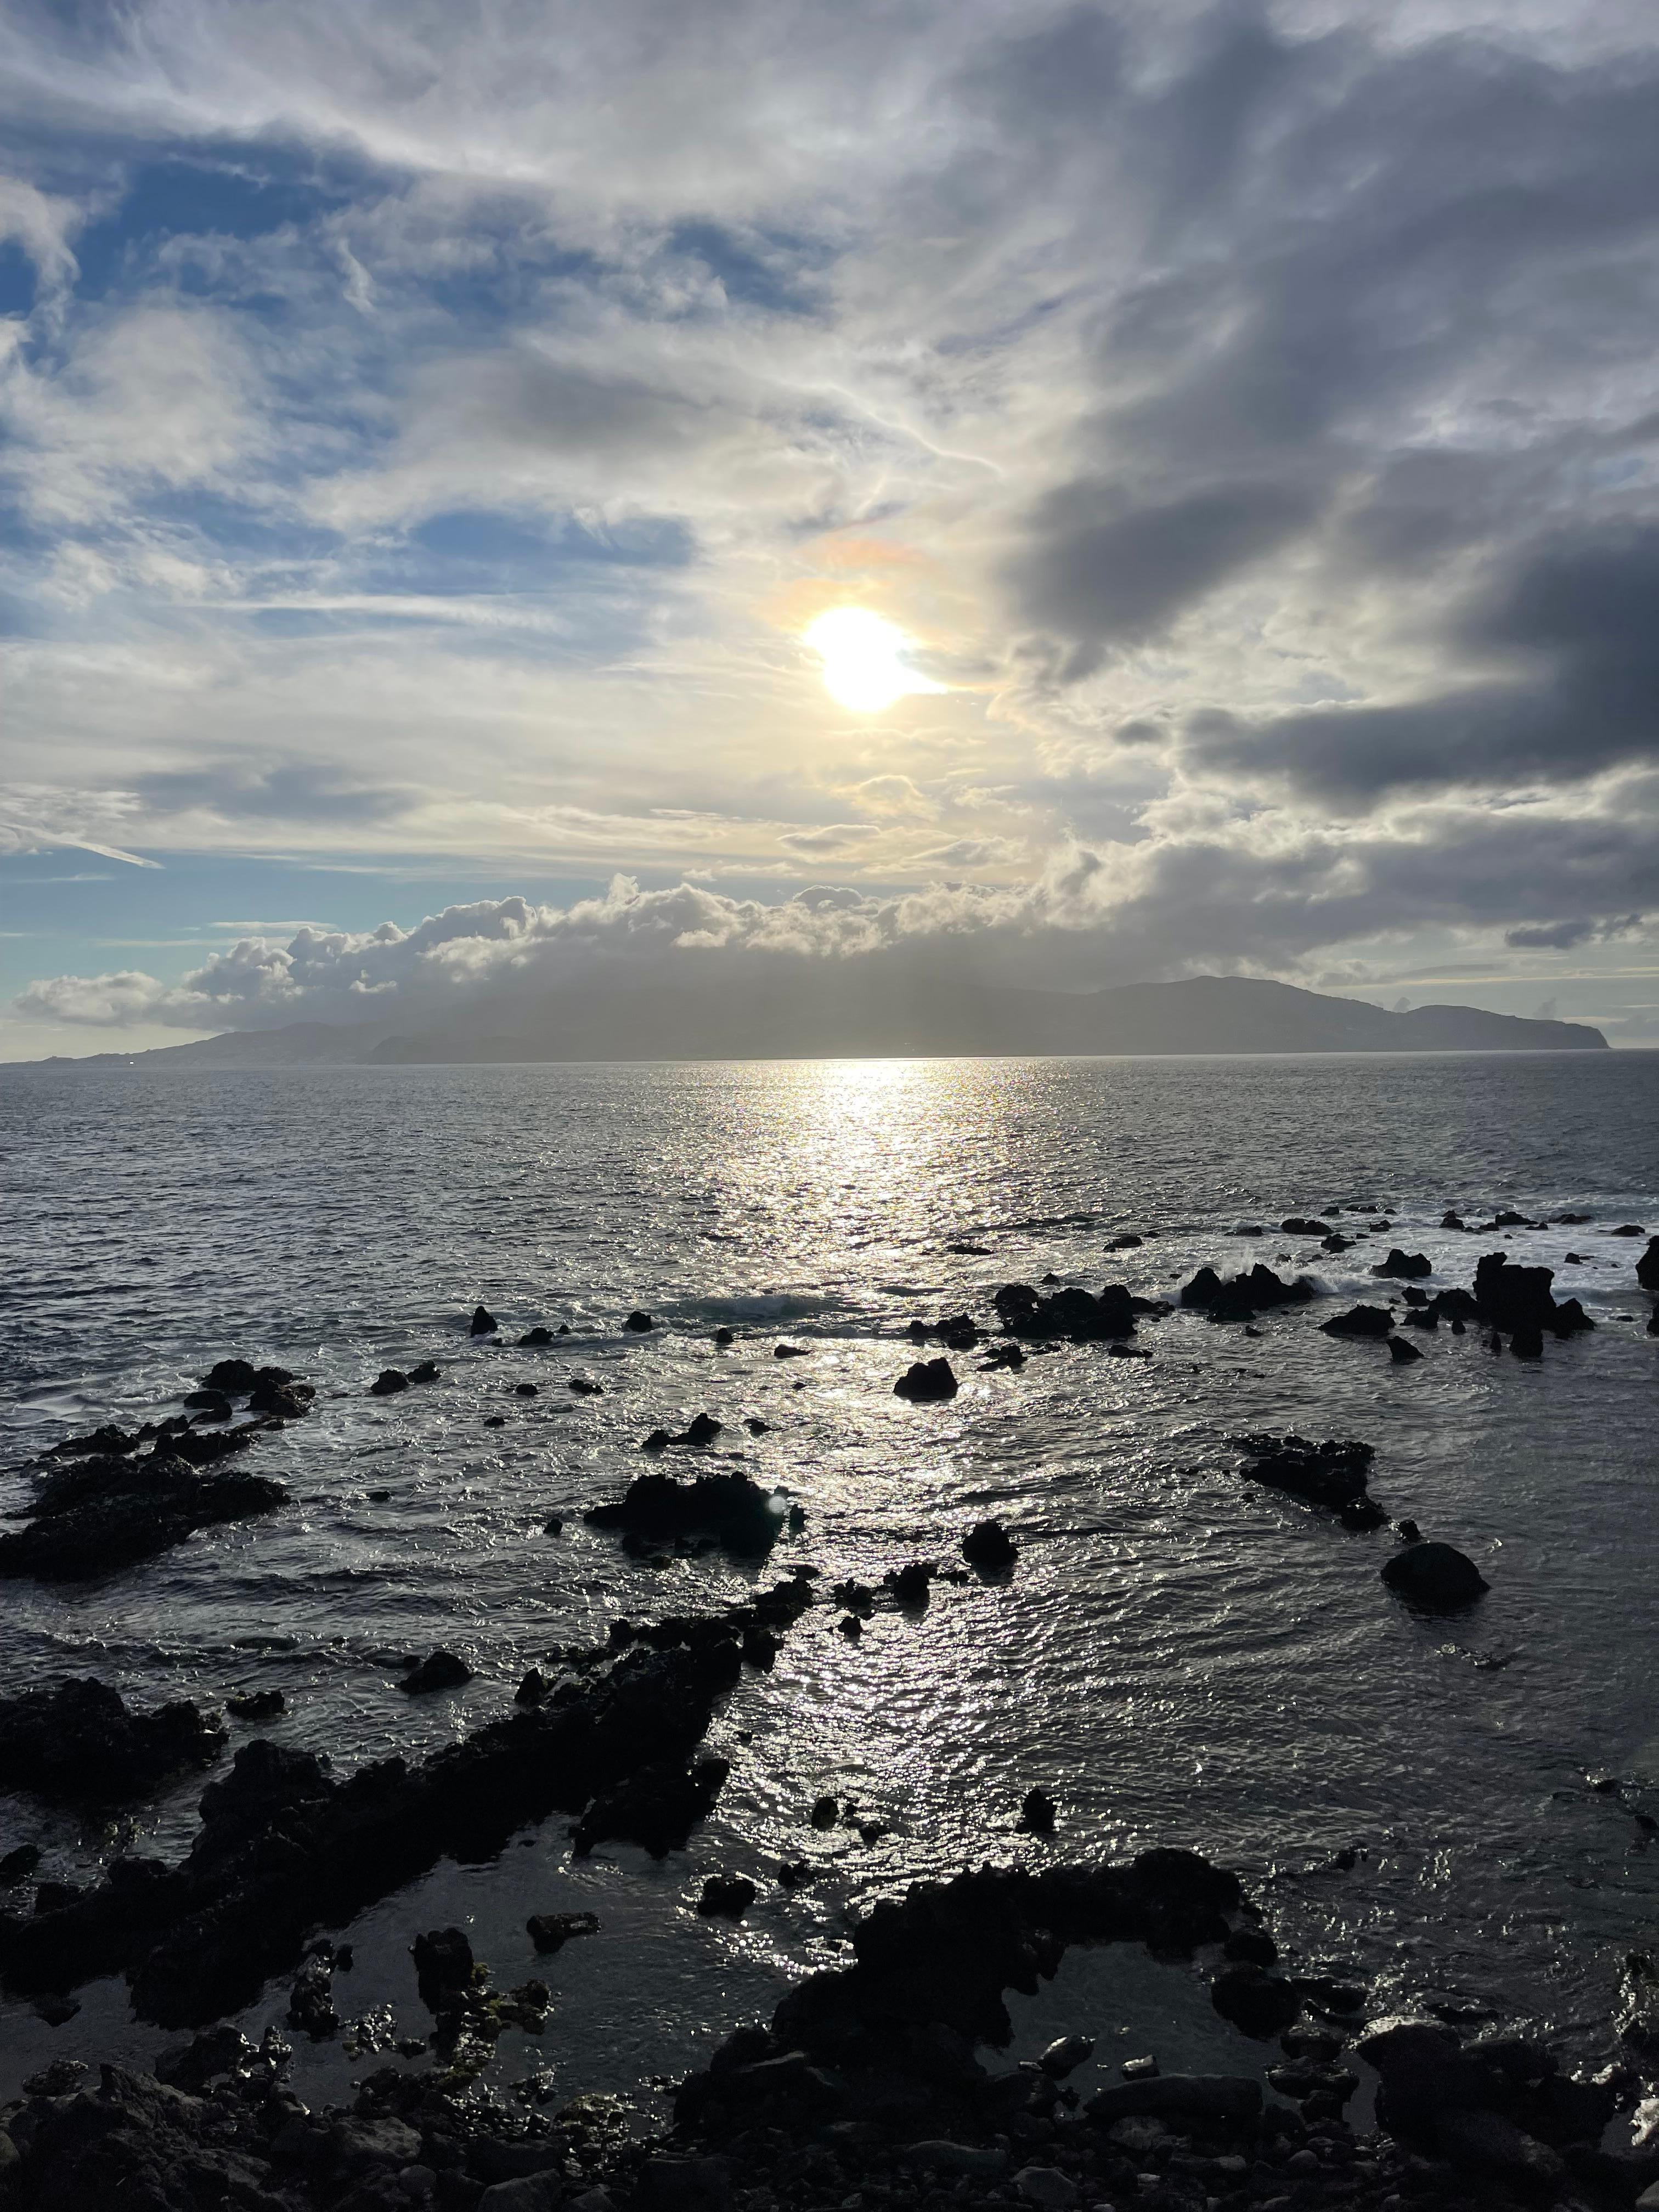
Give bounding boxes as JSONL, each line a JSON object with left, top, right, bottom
{"left": 804, "top": 607, "right": 941, "bottom": 714}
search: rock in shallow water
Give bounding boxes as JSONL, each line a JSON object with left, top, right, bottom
{"left": 894, "top": 1357, "right": 958, "bottom": 1401}
{"left": 1380, "top": 1541, "right": 1488, "bottom": 1609}
{"left": 399, "top": 1650, "right": 473, "bottom": 1694}
{"left": 0, "top": 1678, "right": 225, "bottom": 1808}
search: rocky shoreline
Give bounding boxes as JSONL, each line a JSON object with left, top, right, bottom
{"left": 2, "top": 1218, "right": 1657, "bottom": 2211}
{"left": 4, "top": 1841, "right": 1658, "bottom": 2212}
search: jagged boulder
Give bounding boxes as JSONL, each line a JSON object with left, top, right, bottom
{"left": 895, "top": 1357, "right": 958, "bottom": 1402}
{"left": 1372, "top": 1249, "right": 1432, "bottom": 1279}
{"left": 1180, "top": 1265, "right": 1313, "bottom": 1324}
{"left": 1319, "top": 1304, "right": 1393, "bottom": 1340}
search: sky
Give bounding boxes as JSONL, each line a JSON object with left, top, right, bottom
{"left": 1, "top": 0, "right": 1657, "bottom": 1057}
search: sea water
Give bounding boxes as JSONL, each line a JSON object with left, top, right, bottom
{"left": 1, "top": 1052, "right": 1656, "bottom": 2107}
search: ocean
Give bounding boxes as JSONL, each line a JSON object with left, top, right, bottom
{"left": 2, "top": 1051, "right": 1656, "bottom": 2113}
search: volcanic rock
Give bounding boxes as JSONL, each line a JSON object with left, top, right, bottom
{"left": 962, "top": 1519, "right": 1018, "bottom": 1575}
{"left": 526, "top": 1910, "right": 599, "bottom": 1954}
{"left": 895, "top": 1358, "right": 958, "bottom": 1402}
{"left": 471, "top": 1306, "right": 499, "bottom": 1335}
{"left": 1372, "top": 1249, "right": 1432, "bottom": 1279}
{"left": 697, "top": 1874, "right": 757, "bottom": 1919}
{"left": 0, "top": 1451, "right": 290, "bottom": 1582}
{"left": 399, "top": 1650, "right": 473, "bottom": 1694}
{"left": 993, "top": 1282, "right": 1141, "bottom": 1339}
{"left": 1380, "top": 1542, "right": 1488, "bottom": 1609}
{"left": 0, "top": 1679, "right": 225, "bottom": 1808}
{"left": 369, "top": 1368, "right": 409, "bottom": 1396}
{"left": 1210, "top": 1962, "right": 1301, "bottom": 2038}
{"left": 1178, "top": 1265, "right": 1313, "bottom": 1324}
{"left": 1318, "top": 1304, "right": 1393, "bottom": 1339}
{"left": 586, "top": 1470, "right": 785, "bottom": 1556}
{"left": 224, "top": 1690, "right": 284, "bottom": 1722}
{"left": 1389, "top": 1335, "right": 1423, "bottom": 1364}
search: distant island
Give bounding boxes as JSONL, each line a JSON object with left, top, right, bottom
{"left": 18, "top": 972, "right": 1610, "bottom": 1066}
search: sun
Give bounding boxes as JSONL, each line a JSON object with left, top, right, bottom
{"left": 803, "top": 607, "right": 941, "bottom": 714}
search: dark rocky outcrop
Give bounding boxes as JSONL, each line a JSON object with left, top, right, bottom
{"left": 470, "top": 1305, "right": 499, "bottom": 1335}
{"left": 0, "top": 1679, "right": 225, "bottom": 1808}
{"left": 625, "top": 1310, "right": 654, "bottom": 1332}
{"left": 526, "top": 1909, "right": 599, "bottom": 1954}
{"left": 1235, "top": 1435, "right": 1382, "bottom": 1527}
{"left": 697, "top": 1874, "right": 757, "bottom": 1918}
{"left": 1472, "top": 1252, "right": 1593, "bottom": 1340}
{"left": 1380, "top": 1541, "right": 1488, "bottom": 1610}
{"left": 1389, "top": 1335, "right": 1423, "bottom": 1364}
{"left": 894, "top": 1357, "right": 958, "bottom": 1402}
{"left": 1319, "top": 1304, "right": 1394, "bottom": 1340}
{"left": 1371, "top": 1249, "right": 1431, "bottom": 1279}
{"left": 586, "top": 1470, "right": 788, "bottom": 1556}
{"left": 962, "top": 1519, "right": 1018, "bottom": 1575}
{"left": 1209, "top": 1961, "right": 1303, "bottom": 2038}
{"left": 1638, "top": 1237, "right": 1659, "bottom": 1294}
{"left": 1179, "top": 1265, "right": 1314, "bottom": 1324}
{"left": 399, "top": 1650, "right": 472, "bottom": 1695}
{"left": 0, "top": 1583, "right": 813, "bottom": 2029}
{"left": 368, "top": 1368, "right": 408, "bottom": 1396}
{"left": 641, "top": 1413, "right": 723, "bottom": 1451}
{"left": 994, "top": 1282, "right": 1142, "bottom": 1340}
{"left": 225, "top": 1690, "right": 284, "bottom": 1722}
{"left": 0, "top": 1444, "right": 290, "bottom": 1582}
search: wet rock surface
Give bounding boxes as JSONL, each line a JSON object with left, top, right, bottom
{"left": 0, "top": 1678, "right": 227, "bottom": 1808}
{"left": 585, "top": 1470, "right": 791, "bottom": 1556}
{"left": 0, "top": 1582, "right": 815, "bottom": 2029}
{"left": 0, "top": 1445, "right": 291, "bottom": 1581}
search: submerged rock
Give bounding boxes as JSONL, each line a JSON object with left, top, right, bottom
{"left": 0, "top": 1679, "right": 225, "bottom": 1808}
{"left": 624, "top": 1310, "right": 654, "bottom": 1332}
{"left": 520, "top": 1325, "right": 555, "bottom": 1345}
{"left": 1380, "top": 1542, "right": 1488, "bottom": 1610}
{"left": 369, "top": 1368, "right": 409, "bottom": 1396}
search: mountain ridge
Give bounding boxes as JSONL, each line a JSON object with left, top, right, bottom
{"left": 5, "top": 972, "right": 1610, "bottom": 1066}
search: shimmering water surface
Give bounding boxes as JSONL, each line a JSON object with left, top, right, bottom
{"left": 1, "top": 1053, "right": 1656, "bottom": 2106}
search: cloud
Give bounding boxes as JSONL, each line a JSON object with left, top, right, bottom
{"left": 3, "top": 0, "right": 1659, "bottom": 1017}
{"left": 20, "top": 801, "right": 1659, "bottom": 1030}
{"left": 1184, "top": 524, "right": 1659, "bottom": 803}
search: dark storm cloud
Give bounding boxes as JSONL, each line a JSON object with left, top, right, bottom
{"left": 1002, "top": 5, "right": 1659, "bottom": 713}
{"left": 1010, "top": 479, "right": 1317, "bottom": 675}
{"left": 1183, "top": 523, "right": 1659, "bottom": 800}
